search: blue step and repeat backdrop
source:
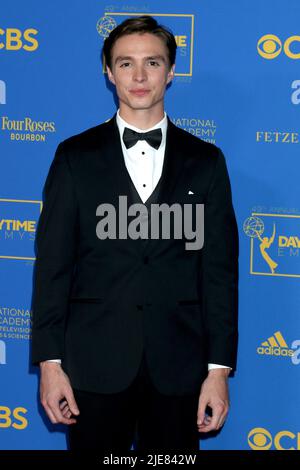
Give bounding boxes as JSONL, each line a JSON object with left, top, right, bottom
{"left": 0, "top": 0, "right": 299, "bottom": 451}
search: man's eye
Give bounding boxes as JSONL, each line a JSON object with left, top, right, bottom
{"left": 148, "top": 61, "right": 160, "bottom": 66}
{"left": 120, "top": 62, "right": 131, "bottom": 67}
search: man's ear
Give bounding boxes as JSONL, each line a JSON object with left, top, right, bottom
{"left": 166, "top": 64, "right": 175, "bottom": 84}
{"left": 106, "top": 66, "right": 116, "bottom": 85}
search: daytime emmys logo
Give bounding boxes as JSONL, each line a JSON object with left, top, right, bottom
{"left": 96, "top": 196, "right": 204, "bottom": 250}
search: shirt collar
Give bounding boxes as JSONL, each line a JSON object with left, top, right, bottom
{"left": 116, "top": 109, "right": 167, "bottom": 150}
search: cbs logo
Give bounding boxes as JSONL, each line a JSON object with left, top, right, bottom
{"left": 257, "top": 34, "right": 300, "bottom": 59}
{"left": 248, "top": 427, "right": 300, "bottom": 450}
{"left": 0, "top": 28, "right": 38, "bottom": 51}
{"left": 0, "top": 406, "right": 28, "bottom": 430}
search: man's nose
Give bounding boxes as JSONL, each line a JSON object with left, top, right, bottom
{"left": 133, "top": 65, "right": 147, "bottom": 82}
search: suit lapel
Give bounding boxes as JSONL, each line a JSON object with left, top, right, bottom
{"left": 156, "top": 117, "right": 185, "bottom": 205}
{"left": 140, "top": 118, "right": 186, "bottom": 256}
{"left": 99, "top": 114, "right": 136, "bottom": 208}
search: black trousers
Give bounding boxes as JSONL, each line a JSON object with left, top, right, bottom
{"left": 68, "top": 352, "right": 200, "bottom": 452}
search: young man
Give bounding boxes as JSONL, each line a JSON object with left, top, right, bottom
{"left": 31, "top": 16, "right": 239, "bottom": 452}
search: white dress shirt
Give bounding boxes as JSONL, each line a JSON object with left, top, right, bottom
{"left": 47, "top": 110, "right": 230, "bottom": 372}
{"left": 116, "top": 109, "right": 167, "bottom": 203}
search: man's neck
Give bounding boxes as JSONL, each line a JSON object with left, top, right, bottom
{"left": 118, "top": 106, "right": 165, "bottom": 130}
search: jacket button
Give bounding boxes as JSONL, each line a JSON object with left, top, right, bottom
{"left": 137, "top": 305, "right": 143, "bottom": 311}
{"left": 143, "top": 256, "right": 149, "bottom": 264}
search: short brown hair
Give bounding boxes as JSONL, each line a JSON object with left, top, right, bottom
{"left": 103, "top": 15, "right": 177, "bottom": 69}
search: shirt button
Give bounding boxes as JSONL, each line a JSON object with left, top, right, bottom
{"left": 143, "top": 184, "right": 146, "bottom": 187}
{"left": 142, "top": 151, "right": 145, "bottom": 155}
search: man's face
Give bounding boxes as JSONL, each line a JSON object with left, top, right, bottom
{"left": 106, "top": 32, "right": 175, "bottom": 113}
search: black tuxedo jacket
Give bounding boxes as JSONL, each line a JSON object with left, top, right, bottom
{"left": 31, "top": 115, "right": 239, "bottom": 396}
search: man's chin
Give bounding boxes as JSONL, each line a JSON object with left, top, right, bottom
{"left": 127, "top": 102, "right": 154, "bottom": 111}
{"left": 119, "top": 96, "right": 161, "bottom": 111}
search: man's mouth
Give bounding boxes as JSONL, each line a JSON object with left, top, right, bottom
{"left": 129, "top": 89, "right": 151, "bottom": 97}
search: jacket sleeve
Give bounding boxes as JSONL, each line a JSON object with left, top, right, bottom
{"left": 31, "top": 142, "right": 78, "bottom": 364}
{"left": 202, "top": 148, "right": 239, "bottom": 370}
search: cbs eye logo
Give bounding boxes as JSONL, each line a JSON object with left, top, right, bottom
{"left": 248, "top": 427, "right": 300, "bottom": 450}
{"left": 248, "top": 427, "right": 272, "bottom": 450}
{"left": 257, "top": 34, "right": 300, "bottom": 59}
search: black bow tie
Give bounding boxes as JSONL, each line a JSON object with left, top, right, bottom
{"left": 123, "top": 127, "right": 162, "bottom": 150}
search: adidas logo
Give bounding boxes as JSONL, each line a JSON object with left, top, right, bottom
{"left": 257, "top": 331, "right": 294, "bottom": 357}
